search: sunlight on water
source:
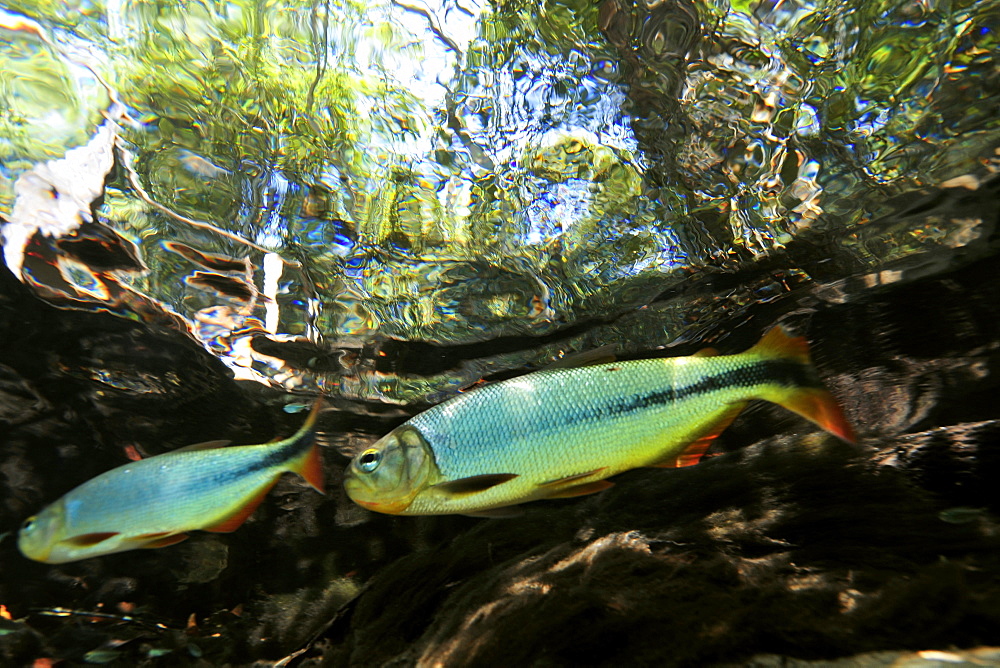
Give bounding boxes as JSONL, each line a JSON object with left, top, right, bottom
{"left": 1, "top": 0, "right": 998, "bottom": 402}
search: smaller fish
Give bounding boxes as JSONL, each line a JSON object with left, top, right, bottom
{"left": 18, "top": 401, "right": 324, "bottom": 564}
{"left": 938, "top": 507, "right": 987, "bottom": 524}
{"left": 176, "top": 150, "right": 231, "bottom": 179}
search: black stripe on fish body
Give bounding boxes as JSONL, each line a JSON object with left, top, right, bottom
{"left": 610, "top": 359, "right": 819, "bottom": 417}
{"left": 201, "top": 435, "right": 309, "bottom": 486}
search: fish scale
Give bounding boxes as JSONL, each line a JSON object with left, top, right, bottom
{"left": 410, "top": 359, "right": 760, "bottom": 508}
{"left": 344, "top": 327, "right": 855, "bottom": 516}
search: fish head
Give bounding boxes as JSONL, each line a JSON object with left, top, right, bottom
{"left": 18, "top": 498, "right": 132, "bottom": 564}
{"left": 343, "top": 425, "right": 437, "bottom": 514}
{"left": 17, "top": 501, "right": 67, "bottom": 563}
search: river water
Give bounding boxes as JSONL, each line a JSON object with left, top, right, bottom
{"left": 2, "top": 0, "right": 997, "bottom": 406}
{"left": 2, "top": 1, "right": 1000, "bottom": 664}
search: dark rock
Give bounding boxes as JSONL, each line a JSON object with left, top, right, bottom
{"left": 307, "top": 251, "right": 1000, "bottom": 667}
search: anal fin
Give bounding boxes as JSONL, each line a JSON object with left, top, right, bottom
{"left": 204, "top": 483, "right": 275, "bottom": 533}
{"left": 649, "top": 402, "right": 747, "bottom": 468}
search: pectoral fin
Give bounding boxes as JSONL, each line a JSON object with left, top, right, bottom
{"left": 63, "top": 532, "right": 119, "bottom": 547}
{"left": 430, "top": 473, "right": 518, "bottom": 496}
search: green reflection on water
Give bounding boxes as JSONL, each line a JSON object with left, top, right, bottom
{"left": 1, "top": 0, "right": 998, "bottom": 402}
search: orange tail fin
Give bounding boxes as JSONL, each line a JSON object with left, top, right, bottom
{"left": 752, "top": 327, "right": 856, "bottom": 444}
{"left": 287, "top": 398, "right": 325, "bottom": 492}
{"left": 291, "top": 442, "right": 325, "bottom": 492}
{"left": 774, "top": 387, "right": 856, "bottom": 444}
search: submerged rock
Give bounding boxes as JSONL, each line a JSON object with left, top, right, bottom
{"left": 308, "top": 249, "right": 1000, "bottom": 666}
{"left": 316, "top": 437, "right": 1000, "bottom": 666}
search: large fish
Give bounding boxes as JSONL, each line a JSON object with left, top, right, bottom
{"left": 18, "top": 401, "right": 324, "bottom": 564}
{"left": 344, "top": 327, "right": 854, "bottom": 516}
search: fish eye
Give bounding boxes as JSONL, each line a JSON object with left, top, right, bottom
{"left": 21, "top": 517, "right": 35, "bottom": 532}
{"left": 357, "top": 449, "right": 382, "bottom": 473}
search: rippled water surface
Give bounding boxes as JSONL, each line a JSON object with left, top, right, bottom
{"left": 1, "top": 0, "right": 998, "bottom": 403}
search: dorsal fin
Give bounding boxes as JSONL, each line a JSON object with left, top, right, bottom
{"left": 170, "top": 439, "right": 232, "bottom": 454}
{"left": 544, "top": 345, "right": 617, "bottom": 370}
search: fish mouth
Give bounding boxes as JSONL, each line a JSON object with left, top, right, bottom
{"left": 17, "top": 512, "right": 56, "bottom": 563}
{"left": 17, "top": 538, "right": 52, "bottom": 563}
{"left": 342, "top": 474, "right": 415, "bottom": 515}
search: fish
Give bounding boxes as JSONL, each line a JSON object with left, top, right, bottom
{"left": 343, "top": 327, "right": 855, "bottom": 516}
{"left": 18, "top": 400, "right": 324, "bottom": 564}
{"left": 175, "top": 149, "right": 231, "bottom": 179}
